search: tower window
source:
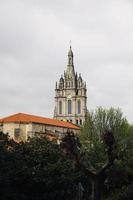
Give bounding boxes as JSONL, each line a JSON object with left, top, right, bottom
{"left": 76, "top": 120, "right": 78, "bottom": 125}
{"left": 59, "top": 101, "right": 62, "bottom": 114}
{"left": 71, "top": 81, "right": 73, "bottom": 88}
{"left": 78, "top": 100, "right": 81, "bottom": 114}
{"left": 80, "top": 119, "right": 82, "bottom": 125}
{"left": 68, "top": 100, "right": 72, "bottom": 114}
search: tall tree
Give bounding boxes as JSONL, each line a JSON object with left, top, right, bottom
{"left": 79, "top": 107, "right": 133, "bottom": 199}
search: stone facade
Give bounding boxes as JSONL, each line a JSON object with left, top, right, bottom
{"left": 1, "top": 121, "right": 79, "bottom": 142}
{"left": 54, "top": 46, "right": 87, "bottom": 126}
{"left": 2, "top": 122, "right": 28, "bottom": 142}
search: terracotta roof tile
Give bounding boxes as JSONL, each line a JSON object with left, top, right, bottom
{"left": 0, "top": 113, "right": 80, "bottom": 130}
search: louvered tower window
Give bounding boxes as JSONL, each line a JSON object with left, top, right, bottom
{"left": 68, "top": 100, "right": 72, "bottom": 114}
{"left": 59, "top": 101, "right": 62, "bottom": 114}
{"left": 78, "top": 100, "right": 81, "bottom": 114}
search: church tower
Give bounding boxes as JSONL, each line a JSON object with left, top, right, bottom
{"left": 54, "top": 46, "right": 87, "bottom": 126}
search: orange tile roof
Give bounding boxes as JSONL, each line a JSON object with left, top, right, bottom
{"left": 0, "top": 113, "right": 80, "bottom": 130}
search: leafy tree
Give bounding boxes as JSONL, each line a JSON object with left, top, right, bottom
{"left": 105, "top": 183, "right": 133, "bottom": 200}
{"left": 80, "top": 107, "right": 131, "bottom": 168}
{"left": 60, "top": 131, "right": 81, "bottom": 163}
{"left": 60, "top": 129, "right": 117, "bottom": 200}
{"left": 0, "top": 135, "right": 79, "bottom": 200}
{"left": 79, "top": 107, "right": 133, "bottom": 199}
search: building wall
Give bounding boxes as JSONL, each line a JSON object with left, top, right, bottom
{"left": 2, "top": 122, "right": 79, "bottom": 142}
{"left": 0, "top": 123, "right": 3, "bottom": 132}
{"left": 2, "top": 123, "right": 28, "bottom": 141}
{"left": 29, "top": 123, "right": 79, "bottom": 137}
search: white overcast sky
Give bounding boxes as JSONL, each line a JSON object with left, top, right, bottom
{"left": 0, "top": 0, "right": 133, "bottom": 123}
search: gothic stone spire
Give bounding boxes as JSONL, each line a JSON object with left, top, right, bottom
{"left": 66, "top": 46, "right": 75, "bottom": 78}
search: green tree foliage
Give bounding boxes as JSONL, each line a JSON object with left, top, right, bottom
{"left": 0, "top": 133, "right": 79, "bottom": 200}
{"left": 80, "top": 107, "right": 133, "bottom": 197}
{"left": 105, "top": 183, "right": 133, "bottom": 200}
{"left": 60, "top": 131, "right": 81, "bottom": 162}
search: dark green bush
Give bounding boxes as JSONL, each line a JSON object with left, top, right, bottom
{"left": 105, "top": 183, "right": 133, "bottom": 200}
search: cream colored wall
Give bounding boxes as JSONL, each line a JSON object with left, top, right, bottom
{"left": 32, "top": 123, "right": 46, "bottom": 133}
{"left": 2, "top": 122, "right": 80, "bottom": 142}
{"left": 3, "top": 123, "right": 29, "bottom": 142}
{"left": 20, "top": 124, "right": 29, "bottom": 141}
{"left": 0, "top": 123, "right": 3, "bottom": 132}
{"left": 31, "top": 123, "right": 79, "bottom": 135}
{"left": 3, "top": 123, "right": 17, "bottom": 139}
{"left": 26, "top": 123, "right": 33, "bottom": 139}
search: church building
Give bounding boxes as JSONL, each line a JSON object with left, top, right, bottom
{"left": 54, "top": 46, "right": 87, "bottom": 126}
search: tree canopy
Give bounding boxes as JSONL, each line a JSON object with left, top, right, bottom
{"left": 80, "top": 107, "right": 133, "bottom": 198}
{"left": 0, "top": 133, "right": 79, "bottom": 200}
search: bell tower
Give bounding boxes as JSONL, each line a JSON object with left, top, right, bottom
{"left": 54, "top": 46, "right": 87, "bottom": 126}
